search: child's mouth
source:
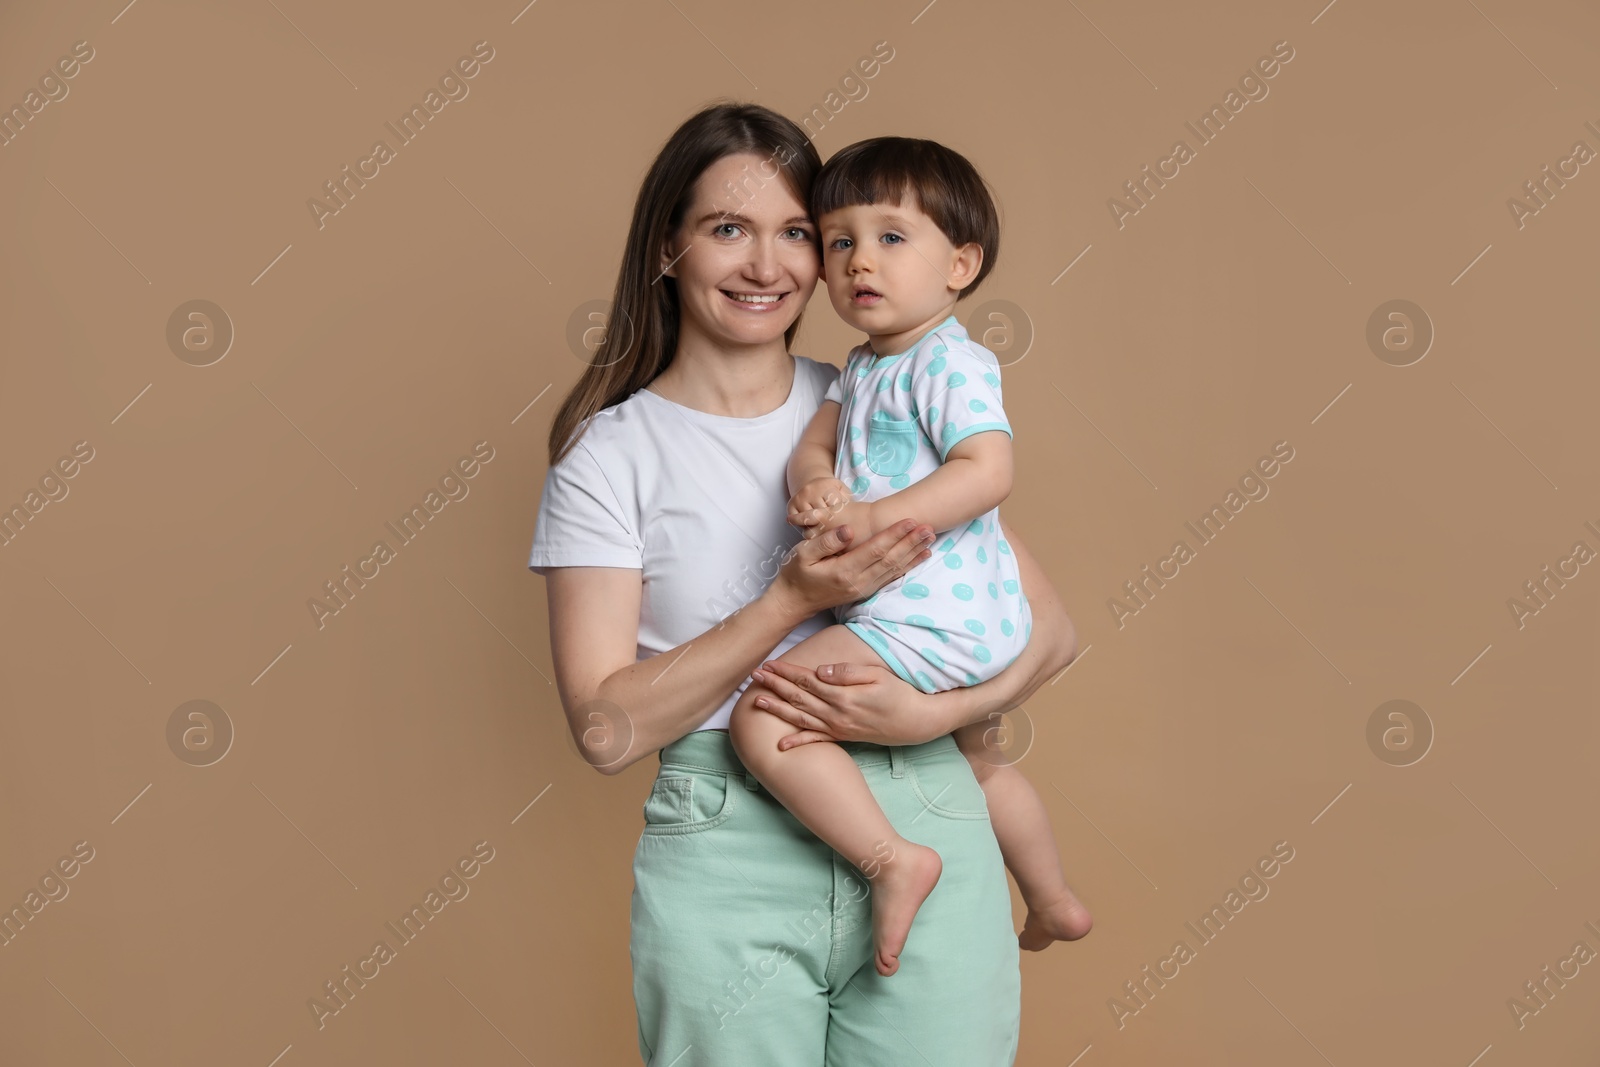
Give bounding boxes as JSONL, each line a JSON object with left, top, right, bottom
{"left": 722, "top": 290, "right": 788, "bottom": 312}
{"left": 851, "top": 286, "right": 883, "bottom": 306}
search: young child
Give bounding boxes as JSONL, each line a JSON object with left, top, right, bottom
{"left": 728, "top": 136, "right": 1091, "bottom": 978}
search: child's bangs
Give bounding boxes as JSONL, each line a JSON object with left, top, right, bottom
{"left": 810, "top": 146, "right": 925, "bottom": 221}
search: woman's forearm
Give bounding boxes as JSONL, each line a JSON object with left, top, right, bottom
{"left": 594, "top": 593, "right": 811, "bottom": 773}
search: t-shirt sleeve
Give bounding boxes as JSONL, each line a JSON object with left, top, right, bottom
{"left": 527, "top": 440, "right": 643, "bottom": 575}
{"left": 823, "top": 368, "right": 843, "bottom": 406}
{"left": 911, "top": 336, "right": 1013, "bottom": 461}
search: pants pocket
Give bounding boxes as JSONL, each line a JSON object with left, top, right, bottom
{"left": 905, "top": 752, "right": 992, "bottom": 820}
{"left": 641, "top": 766, "right": 737, "bottom": 835}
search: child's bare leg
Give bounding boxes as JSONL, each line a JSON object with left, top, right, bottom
{"left": 953, "top": 720, "right": 1093, "bottom": 949}
{"left": 729, "top": 625, "right": 942, "bottom": 977}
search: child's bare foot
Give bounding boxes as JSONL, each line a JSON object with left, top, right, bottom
{"left": 866, "top": 841, "right": 943, "bottom": 976}
{"left": 1019, "top": 888, "right": 1094, "bottom": 951}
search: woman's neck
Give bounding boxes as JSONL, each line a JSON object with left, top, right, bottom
{"left": 649, "top": 333, "right": 795, "bottom": 418}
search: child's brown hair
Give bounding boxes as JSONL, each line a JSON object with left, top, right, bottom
{"left": 810, "top": 136, "right": 1000, "bottom": 295}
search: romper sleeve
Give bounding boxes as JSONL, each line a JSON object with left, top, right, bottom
{"left": 823, "top": 368, "right": 844, "bottom": 406}
{"left": 910, "top": 335, "right": 1014, "bottom": 461}
{"left": 527, "top": 439, "right": 644, "bottom": 574}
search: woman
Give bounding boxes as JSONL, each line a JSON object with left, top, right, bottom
{"left": 528, "top": 103, "right": 1078, "bottom": 1066}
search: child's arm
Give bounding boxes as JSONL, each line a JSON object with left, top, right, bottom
{"left": 787, "top": 399, "right": 841, "bottom": 496}
{"left": 866, "top": 429, "right": 1013, "bottom": 536}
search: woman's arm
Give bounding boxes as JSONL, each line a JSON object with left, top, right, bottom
{"left": 749, "top": 516, "right": 1078, "bottom": 748}
{"left": 544, "top": 519, "right": 937, "bottom": 775}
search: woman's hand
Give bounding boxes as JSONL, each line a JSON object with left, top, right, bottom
{"left": 746, "top": 659, "right": 948, "bottom": 749}
{"left": 766, "top": 518, "right": 935, "bottom": 622}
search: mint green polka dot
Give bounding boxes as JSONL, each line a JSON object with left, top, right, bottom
{"left": 965, "top": 671, "right": 980, "bottom": 684}
{"left": 938, "top": 537, "right": 955, "bottom": 552}
{"left": 898, "top": 372, "right": 912, "bottom": 391}
{"left": 928, "top": 355, "right": 947, "bottom": 376}
{"left": 1000, "top": 619, "right": 1015, "bottom": 637}
{"left": 903, "top": 583, "right": 930, "bottom": 599}
{"left": 928, "top": 406, "right": 939, "bottom": 422}
{"left": 948, "top": 372, "right": 967, "bottom": 388}
{"left": 942, "top": 422, "right": 957, "bottom": 440}
{"left": 921, "top": 648, "right": 946, "bottom": 669}
{"left": 851, "top": 451, "right": 865, "bottom": 465}
{"left": 944, "top": 554, "right": 963, "bottom": 569}
{"left": 931, "top": 343, "right": 948, "bottom": 357}
{"left": 881, "top": 620, "right": 899, "bottom": 633}
{"left": 983, "top": 372, "right": 1000, "bottom": 388}
{"left": 909, "top": 401, "right": 919, "bottom": 418}
{"left": 1025, "top": 622, "right": 1031, "bottom": 640}
{"left": 849, "top": 426, "right": 861, "bottom": 440}
{"left": 876, "top": 377, "right": 892, "bottom": 392}
{"left": 1003, "top": 579, "right": 1019, "bottom": 594}
{"left": 998, "top": 540, "right": 1011, "bottom": 555}
{"left": 976, "top": 546, "right": 987, "bottom": 564}
{"left": 953, "top": 583, "right": 974, "bottom": 600}
{"left": 968, "top": 399, "right": 988, "bottom": 412}
{"left": 973, "top": 644, "right": 992, "bottom": 663}
{"left": 852, "top": 476, "right": 869, "bottom": 494}
{"left": 856, "top": 365, "right": 869, "bottom": 377}
{"left": 967, "top": 519, "right": 984, "bottom": 534}
{"left": 913, "top": 671, "right": 935, "bottom": 691}
{"left": 907, "top": 614, "right": 936, "bottom": 628}
{"left": 890, "top": 474, "right": 911, "bottom": 489}
{"left": 988, "top": 582, "right": 999, "bottom": 599}
{"left": 964, "top": 619, "right": 986, "bottom": 635}
{"left": 863, "top": 629, "right": 888, "bottom": 650}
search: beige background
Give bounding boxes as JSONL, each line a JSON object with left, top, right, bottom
{"left": 2, "top": 0, "right": 1597, "bottom": 1063}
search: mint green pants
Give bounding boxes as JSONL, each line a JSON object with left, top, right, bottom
{"left": 629, "top": 729, "right": 1021, "bottom": 1066}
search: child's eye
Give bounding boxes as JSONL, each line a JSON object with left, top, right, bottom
{"left": 881, "top": 233, "right": 904, "bottom": 245}
{"left": 829, "top": 237, "right": 853, "bottom": 251}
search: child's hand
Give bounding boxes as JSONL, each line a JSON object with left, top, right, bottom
{"left": 788, "top": 477, "right": 855, "bottom": 536}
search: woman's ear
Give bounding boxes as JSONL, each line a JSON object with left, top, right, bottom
{"left": 948, "top": 243, "right": 983, "bottom": 292}
{"left": 659, "top": 238, "right": 680, "bottom": 279}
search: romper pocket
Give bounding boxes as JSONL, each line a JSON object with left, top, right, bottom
{"left": 640, "top": 768, "right": 737, "bottom": 835}
{"left": 865, "top": 412, "right": 919, "bottom": 478}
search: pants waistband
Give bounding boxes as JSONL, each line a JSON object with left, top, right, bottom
{"left": 658, "top": 729, "right": 958, "bottom": 783}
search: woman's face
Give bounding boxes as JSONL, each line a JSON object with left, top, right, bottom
{"left": 660, "top": 151, "right": 820, "bottom": 352}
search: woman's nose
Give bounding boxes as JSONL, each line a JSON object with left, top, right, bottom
{"left": 746, "top": 241, "right": 782, "bottom": 283}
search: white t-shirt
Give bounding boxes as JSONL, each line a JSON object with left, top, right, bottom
{"left": 528, "top": 355, "right": 840, "bottom": 732}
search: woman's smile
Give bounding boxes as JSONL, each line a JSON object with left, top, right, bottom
{"left": 722, "top": 289, "right": 791, "bottom": 312}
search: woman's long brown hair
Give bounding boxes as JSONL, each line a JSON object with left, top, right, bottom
{"left": 547, "top": 103, "right": 823, "bottom": 467}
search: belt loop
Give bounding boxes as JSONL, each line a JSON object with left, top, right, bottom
{"left": 743, "top": 771, "right": 761, "bottom": 792}
{"left": 889, "top": 746, "right": 906, "bottom": 779}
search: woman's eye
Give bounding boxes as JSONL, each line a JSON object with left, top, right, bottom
{"left": 785, "top": 227, "right": 812, "bottom": 241}
{"left": 714, "top": 223, "right": 743, "bottom": 238}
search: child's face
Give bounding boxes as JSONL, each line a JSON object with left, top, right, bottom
{"left": 818, "top": 198, "right": 977, "bottom": 343}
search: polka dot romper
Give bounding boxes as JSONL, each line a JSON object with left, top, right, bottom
{"left": 822, "top": 314, "right": 1032, "bottom": 694}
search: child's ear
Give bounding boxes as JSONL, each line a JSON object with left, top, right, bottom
{"left": 949, "top": 242, "right": 983, "bottom": 292}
